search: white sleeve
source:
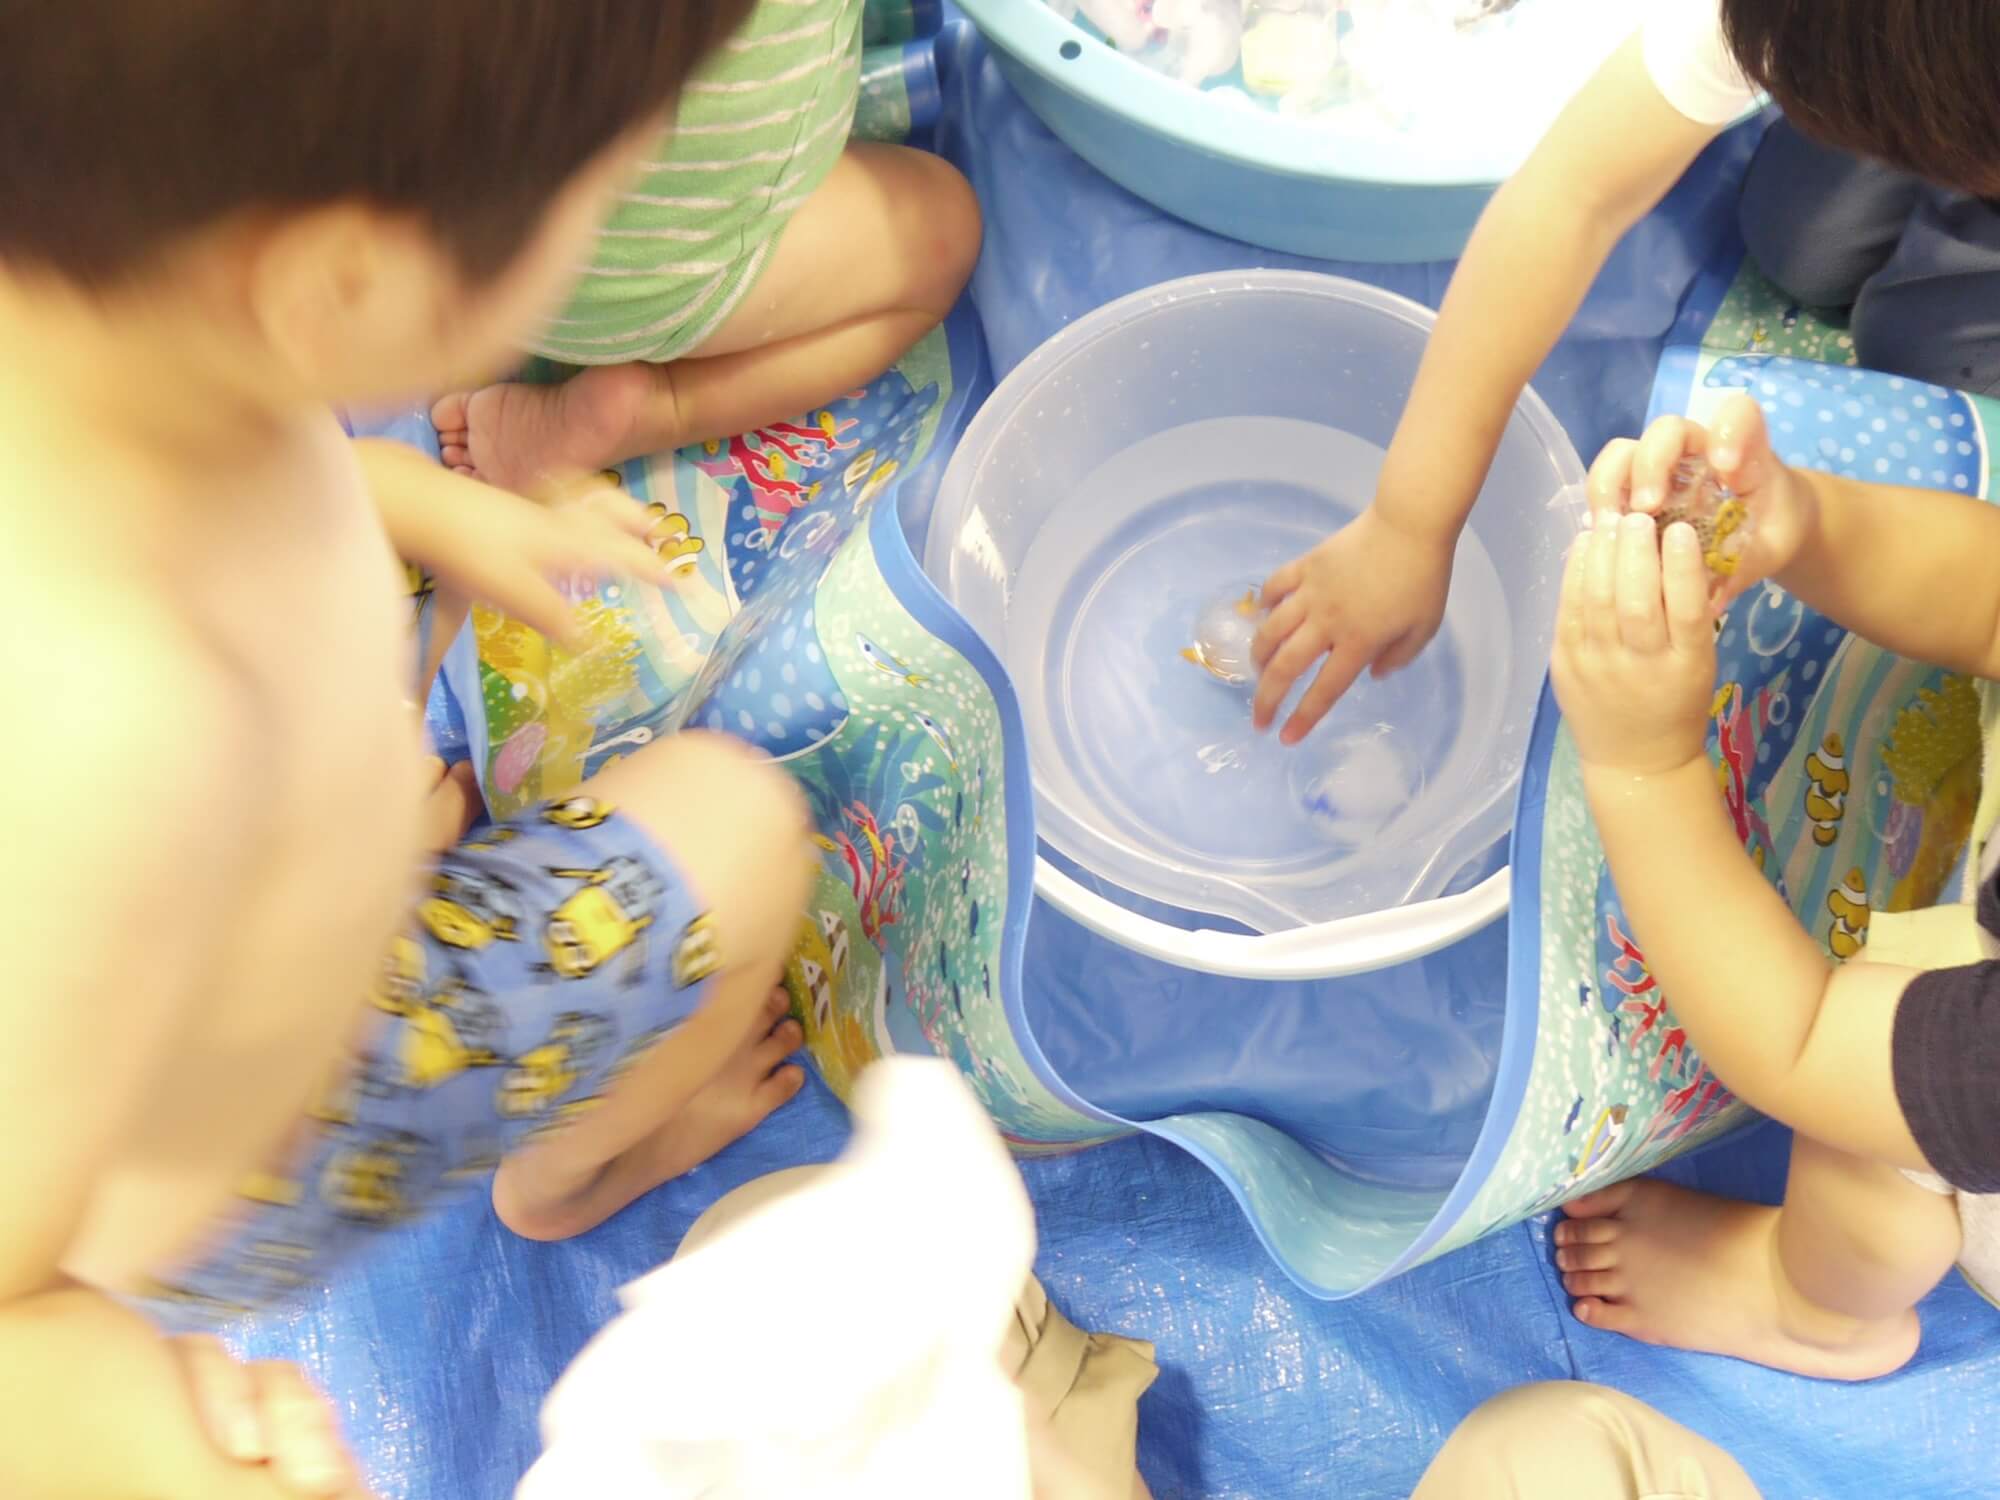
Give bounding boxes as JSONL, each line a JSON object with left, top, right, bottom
{"left": 1640, "top": 0, "right": 1762, "bottom": 126}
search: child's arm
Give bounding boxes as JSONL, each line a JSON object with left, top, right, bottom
{"left": 1551, "top": 505, "right": 1931, "bottom": 1169}
{"left": 1251, "top": 34, "right": 1725, "bottom": 743}
{"left": 0, "top": 636, "right": 370, "bottom": 1500}
{"left": 1617, "top": 394, "right": 2000, "bottom": 679}
{"left": 353, "top": 438, "right": 677, "bottom": 684}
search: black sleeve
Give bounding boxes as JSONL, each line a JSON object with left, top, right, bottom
{"left": 1893, "top": 961, "right": 2000, "bottom": 1194}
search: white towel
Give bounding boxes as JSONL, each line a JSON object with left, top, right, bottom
{"left": 517, "top": 1058, "right": 1039, "bottom": 1500}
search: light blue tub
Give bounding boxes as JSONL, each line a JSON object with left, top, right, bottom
{"left": 955, "top": 0, "right": 1503, "bottom": 263}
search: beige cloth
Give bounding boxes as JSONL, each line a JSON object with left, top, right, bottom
{"left": 1412, "top": 1383, "right": 1760, "bottom": 1499}
{"left": 680, "top": 1167, "right": 1158, "bottom": 1500}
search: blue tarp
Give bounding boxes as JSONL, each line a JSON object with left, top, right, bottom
{"left": 235, "top": 28, "right": 1998, "bottom": 1500}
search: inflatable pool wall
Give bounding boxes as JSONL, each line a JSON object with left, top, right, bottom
{"left": 378, "top": 321, "right": 1986, "bottom": 1301}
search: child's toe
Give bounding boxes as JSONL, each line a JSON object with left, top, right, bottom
{"left": 1561, "top": 1268, "right": 1627, "bottom": 1300}
{"left": 757, "top": 1063, "right": 806, "bottom": 1111}
{"left": 1561, "top": 1182, "right": 1637, "bottom": 1220}
{"left": 754, "top": 1020, "right": 804, "bottom": 1070}
{"left": 430, "top": 391, "right": 470, "bottom": 432}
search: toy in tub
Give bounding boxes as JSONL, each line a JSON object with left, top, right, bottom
{"left": 955, "top": 0, "right": 1649, "bottom": 262}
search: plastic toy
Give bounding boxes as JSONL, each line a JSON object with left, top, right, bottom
{"left": 1181, "top": 584, "right": 1266, "bottom": 686}
{"left": 1657, "top": 454, "right": 1753, "bottom": 585}
{"left": 1239, "top": 0, "right": 1340, "bottom": 102}
{"left": 1151, "top": 0, "right": 1243, "bottom": 86}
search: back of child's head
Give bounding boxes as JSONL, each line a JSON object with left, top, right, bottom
{"left": 1722, "top": 0, "right": 2000, "bottom": 195}
{"left": 0, "top": 0, "right": 754, "bottom": 288}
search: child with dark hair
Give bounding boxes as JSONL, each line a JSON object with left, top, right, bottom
{"left": 429, "top": 0, "right": 983, "bottom": 493}
{"left": 1251, "top": 0, "right": 2000, "bottom": 744}
{"left": 0, "top": 4, "right": 827, "bottom": 1496}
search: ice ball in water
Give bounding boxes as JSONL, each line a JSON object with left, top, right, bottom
{"left": 1291, "top": 724, "right": 1425, "bottom": 847}
{"left": 1182, "top": 584, "right": 1268, "bottom": 687}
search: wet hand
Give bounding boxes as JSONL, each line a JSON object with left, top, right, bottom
{"left": 171, "top": 1336, "right": 377, "bottom": 1498}
{"left": 1587, "top": 393, "right": 1815, "bottom": 612}
{"left": 1250, "top": 508, "right": 1453, "bottom": 744}
{"left": 1552, "top": 511, "right": 1717, "bottom": 776}
{"left": 357, "top": 438, "right": 680, "bottom": 650}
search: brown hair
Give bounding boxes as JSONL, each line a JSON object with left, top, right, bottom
{"left": 1721, "top": 0, "right": 2000, "bottom": 193}
{"left": 0, "top": 1, "right": 755, "bottom": 285}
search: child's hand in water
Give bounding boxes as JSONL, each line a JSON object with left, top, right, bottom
{"left": 1251, "top": 508, "right": 1454, "bottom": 744}
{"left": 172, "top": 1336, "right": 375, "bottom": 1497}
{"left": 357, "top": 438, "right": 679, "bottom": 650}
{"left": 1552, "top": 510, "right": 1717, "bottom": 776}
{"left": 1588, "top": 393, "right": 1817, "bottom": 611}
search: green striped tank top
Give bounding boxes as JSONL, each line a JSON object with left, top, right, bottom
{"left": 532, "top": 0, "right": 865, "bottom": 366}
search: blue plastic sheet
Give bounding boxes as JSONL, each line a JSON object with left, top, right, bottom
{"left": 233, "top": 27, "right": 1998, "bottom": 1500}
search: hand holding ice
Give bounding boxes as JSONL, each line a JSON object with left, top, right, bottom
{"left": 1657, "top": 455, "right": 1753, "bottom": 586}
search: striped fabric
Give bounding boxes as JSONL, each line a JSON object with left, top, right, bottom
{"left": 531, "top": 0, "right": 865, "bottom": 366}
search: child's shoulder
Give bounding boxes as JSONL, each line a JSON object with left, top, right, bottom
{"left": 0, "top": 526, "right": 266, "bottom": 845}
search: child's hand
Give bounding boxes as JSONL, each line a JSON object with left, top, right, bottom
{"left": 171, "top": 1335, "right": 375, "bottom": 1498}
{"left": 1590, "top": 393, "right": 1817, "bottom": 611}
{"left": 1551, "top": 511, "right": 1717, "bottom": 776}
{"left": 1251, "top": 508, "right": 1454, "bottom": 744}
{"left": 356, "top": 439, "right": 679, "bottom": 650}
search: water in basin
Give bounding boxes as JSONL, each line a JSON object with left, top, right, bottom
{"left": 1008, "top": 415, "right": 1510, "bottom": 932}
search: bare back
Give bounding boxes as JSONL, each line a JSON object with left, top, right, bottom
{"left": 0, "top": 399, "right": 432, "bottom": 1297}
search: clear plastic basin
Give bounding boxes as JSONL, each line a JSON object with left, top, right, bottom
{"left": 927, "top": 271, "right": 1583, "bottom": 938}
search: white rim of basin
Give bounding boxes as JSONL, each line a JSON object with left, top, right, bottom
{"left": 1035, "top": 853, "right": 1511, "bottom": 980}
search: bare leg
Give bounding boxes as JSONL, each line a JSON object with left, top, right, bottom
{"left": 492, "top": 732, "right": 815, "bottom": 1241}
{"left": 419, "top": 757, "right": 481, "bottom": 853}
{"left": 433, "top": 144, "right": 982, "bottom": 489}
{"left": 1553, "top": 1133, "right": 1961, "bottom": 1379}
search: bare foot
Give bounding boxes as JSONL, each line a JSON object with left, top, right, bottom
{"left": 430, "top": 362, "right": 658, "bottom": 492}
{"left": 493, "top": 991, "right": 806, "bottom": 1242}
{"left": 1553, "top": 1179, "right": 1919, "bottom": 1379}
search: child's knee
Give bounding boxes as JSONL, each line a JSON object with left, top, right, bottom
{"left": 719, "top": 753, "right": 815, "bottom": 963}
{"left": 1416, "top": 1383, "right": 1670, "bottom": 1498}
{"left": 902, "top": 153, "right": 982, "bottom": 315}
{"left": 587, "top": 731, "right": 812, "bottom": 971}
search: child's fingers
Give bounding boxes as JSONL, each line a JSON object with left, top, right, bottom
{"left": 1252, "top": 591, "right": 1307, "bottom": 668}
{"left": 1660, "top": 523, "right": 1714, "bottom": 652}
{"left": 479, "top": 567, "right": 590, "bottom": 651}
{"left": 249, "top": 1361, "right": 357, "bottom": 1498}
{"left": 1555, "top": 534, "right": 1590, "bottom": 656}
{"left": 1586, "top": 438, "right": 1638, "bottom": 522}
{"left": 1630, "top": 416, "right": 1708, "bottom": 515}
{"left": 1252, "top": 622, "right": 1326, "bottom": 732}
{"left": 535, "top": 499, "right": 677, "bottom": 589}
{"left": 172, "top": 1335, "right": 266, "bottom": 1463}
{"left": 1709, "top": 392, "right": 1775, "bottom": 492}
{"left": 561, "top": 522, "right": 679, "bottom": 591}
{"left": 1583, "top": 522, "right": 1620, "bottom": 647}
{"left": 574, "top": 483, "right": 661, "bottom": 543}
{"left": 1281, "top": 640, "right": 1369, "bottom": 746}
{"left": 1613, "top": 513, "right": 1668, "bottom": 653}
{"left": 1259, "top": 557, "right": 1305, "bottom": 613}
